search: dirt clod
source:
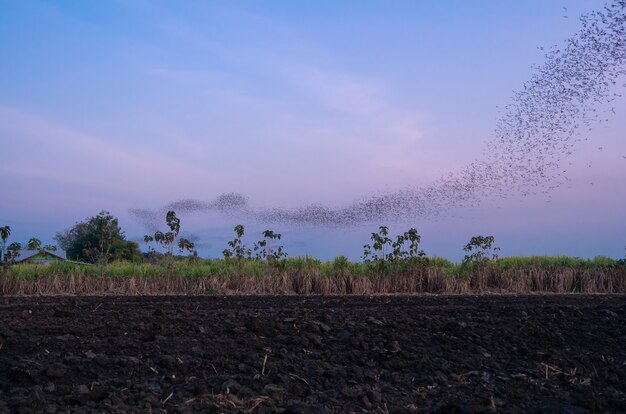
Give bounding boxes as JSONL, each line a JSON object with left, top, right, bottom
{"left": 0, "top": 295, "right": 624, "bottom": 412}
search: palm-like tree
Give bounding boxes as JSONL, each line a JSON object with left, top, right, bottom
{"left": 178, "top": 238, "right": 195, "bottom": 254}
{"left": 0, "top": 225, "right": 10, "bottom": 261}
{"left": 27, "top": 237, "right": 42, "bottom": 251}
{"left": 7, "top": 242, "right": 21, "bottom": 262}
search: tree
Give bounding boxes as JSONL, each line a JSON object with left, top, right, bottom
{"left": 178, "top": 238, "right": 195, "bottom": 254}
{"left": 462, "top": 235, "right": 500, "bottom": 265}
{"left": 152, "top": 211, "right": 180, "bottom": 256}
{"left": 0, "top": 225, "right": 10, "bottom": 262}
{"left": 146, "top": 211, "right": 194, "bottom": 257}
{"left": 7, "top": 242, "right": 21, "bottom": 262}
{"left": 362, "top": 226, "right": 425, "bottom": 263}
{"left": 223, "top": 224, "right": 251, "bottom": 259}
{"left": 362, "top": 226, "right": 391, "bottom": 262}
{"left": 55, "top": 211, "right": 140, "bottom": 263}
{"left": 144, "top": 211, "right": 194, "bottom": 273}
{"left": 27, "top": 238, "right": 42, "bottom": 251}
{"left": 110, "top": 239, "right": 142, "bottom": 262}
{"left": 143, "top": 235, "right": 155, "bottom": 255}
{"left": 253, "top": 230, "right": 286, "bottom": 260}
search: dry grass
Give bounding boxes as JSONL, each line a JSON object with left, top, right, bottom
{"left": 1, "top": 263, "right": 624, "bottom": 296}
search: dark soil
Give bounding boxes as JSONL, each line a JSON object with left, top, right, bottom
{"left": 0, "top": 295, "right": 624, "bottom": 413}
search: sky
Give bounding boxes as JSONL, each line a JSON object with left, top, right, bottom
{"left": 0, "top": 0, "right": 624, "bottom": 261}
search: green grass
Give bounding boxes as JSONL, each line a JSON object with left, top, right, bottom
{"left": 3, "top": 254, "right": 624, "bottom": 296}
{"left": 4, "top": 254, "right": 624, "bottom": 280}
{"left": 9, "top": 261, "right": 100, "bottom": 279}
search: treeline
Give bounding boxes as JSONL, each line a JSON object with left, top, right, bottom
{"left": 1, "top": 210, "right": 625, "bottom": 270}
{"left": 1, "top": 212, "right": 140, "bottom": 264}
{"left": 2, "top": 209, "right": 625, "bottom": 295}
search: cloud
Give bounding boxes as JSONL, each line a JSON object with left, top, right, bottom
{"left": 139, "top": 4, "right": 430, "bottom": 175}
{"left": 282, "top": 64, "right": 428, "bottom": 174}
{"left": 0, "top": 106, "right": 227, "bottom": 199}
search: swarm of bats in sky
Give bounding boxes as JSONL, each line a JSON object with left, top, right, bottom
{"left": 131, "top": 1, "right": 625, "bottom": 228}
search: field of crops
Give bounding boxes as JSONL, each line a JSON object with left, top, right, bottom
{"left": 2, "top": 256, "right": 624, "bottom": 296}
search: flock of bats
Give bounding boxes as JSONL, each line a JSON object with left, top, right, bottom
{"left": 131, "top": 1, "right": 625, "bottom": 230}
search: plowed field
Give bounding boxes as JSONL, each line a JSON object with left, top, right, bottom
{"left": 1, "top": 295, "right": 624, "bottom": 413}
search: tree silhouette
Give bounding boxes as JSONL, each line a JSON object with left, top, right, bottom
{"left": 463, "top": 235, "right": 500, "bottom": 265}
{"left": 0, "top": 225, "right": 10, "bottom": 262}
{"left": 178, "top": 238, "right": 195, "bottom": 254}
{"left": 27, "top": 238, "right": 42, "bottom": 251}
{"left": 7, "top": 242, "right": 21, "bottom": 262}
{"left": 223, "top": 224, "right": 251, "bottom": 259}
{"left": 55, "top": 211, "right": 140, "bottom": 263}
{"left": 146, "top": 211, "right": 195, "bottom": 271}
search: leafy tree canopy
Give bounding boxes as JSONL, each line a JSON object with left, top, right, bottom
{"left": 0, "top": 226, "right": 10, "bottom": 245}
{"left": 55, "top": 211, "right": 140, "bottom": 263}
{"left": 27, "top": 238, "right": 42, "bottom": 251}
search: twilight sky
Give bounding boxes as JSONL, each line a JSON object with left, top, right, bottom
{"left": 1, "top": 0, "right": 624, "bottom": 261}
